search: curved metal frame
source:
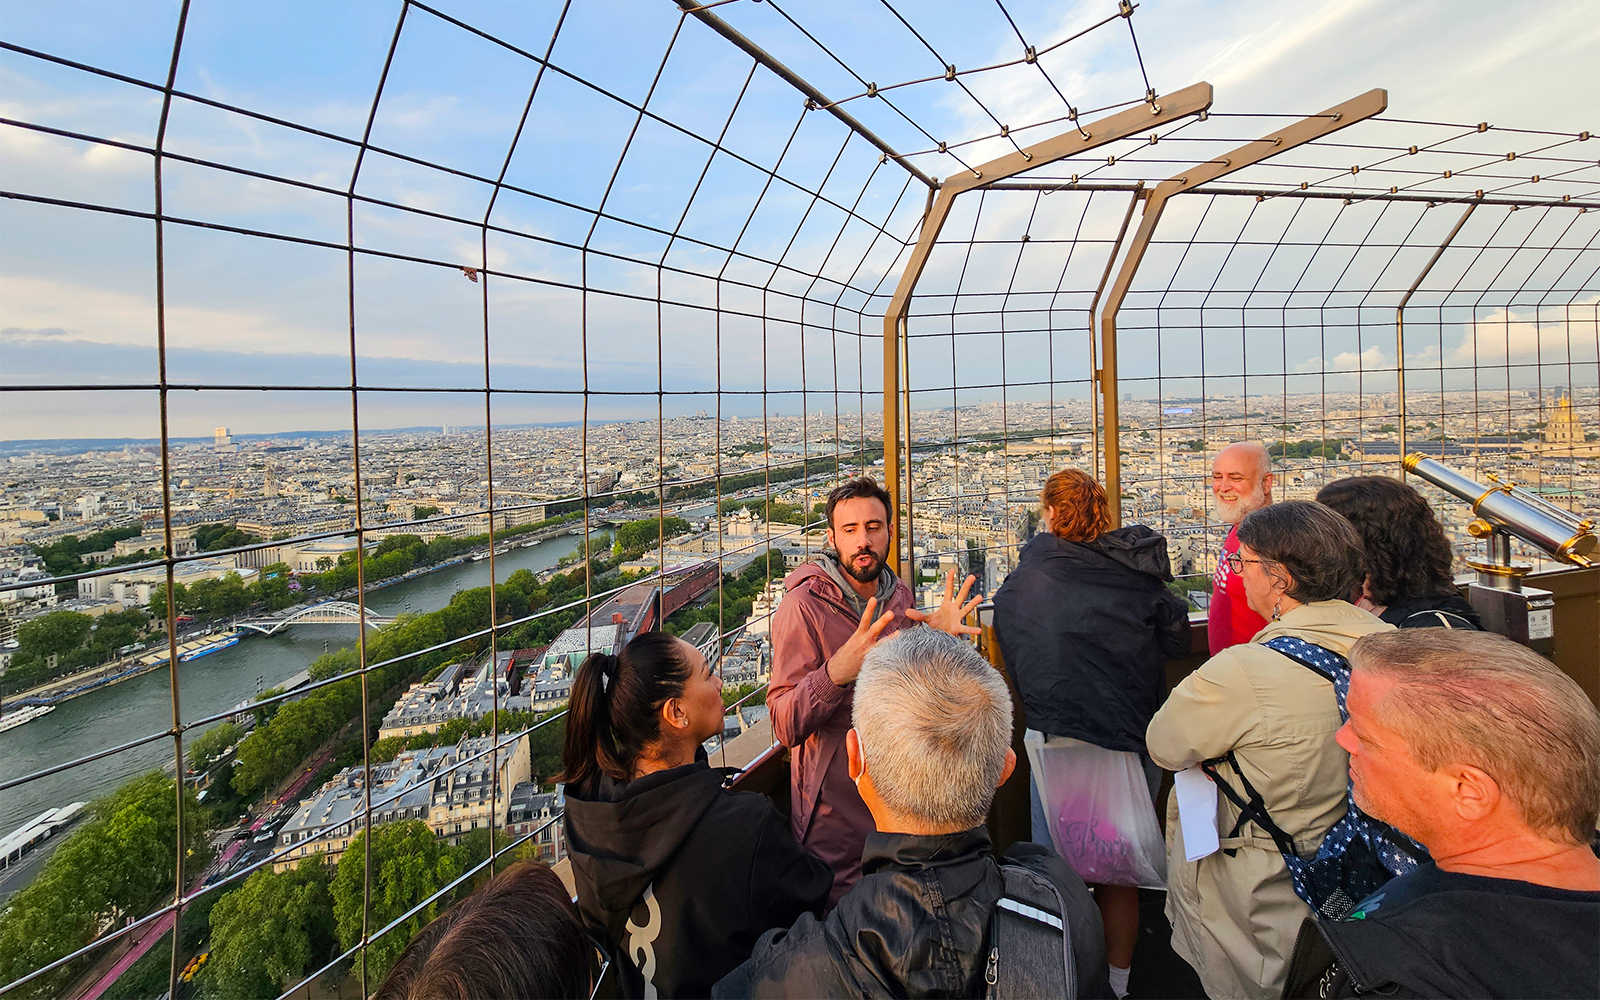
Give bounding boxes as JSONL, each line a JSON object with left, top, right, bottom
{"left": 879, "top": 82, "right": 1217, "bottom": 570}
{"left": 1092, "top": 89, "right": 1388, "bottom": 524}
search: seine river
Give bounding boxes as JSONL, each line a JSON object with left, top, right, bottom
{"left": 0, "top": 534, "right": 582, "bottom": 835}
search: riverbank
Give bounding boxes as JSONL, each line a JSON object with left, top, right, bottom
{"left": 2, "top": 527, "right": 556, "bottom": 709}
{"left": 6, "top": 629, "right": 245, "bottom": 710}
{"left": 0, "top": 533, "right": 584, "bottom": 837}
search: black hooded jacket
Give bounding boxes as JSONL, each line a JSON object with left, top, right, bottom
{"left": 713, "top": 828, "right": 1111, "bottom": 999}
{"left": 1284, "top": 861, "right": 1600, "bottom": 999}
{"left": 564, "top": 753, "right": 833, "bottom": 999}
{"left": 992, "top": 526, "right": 1192, "bottom": 753}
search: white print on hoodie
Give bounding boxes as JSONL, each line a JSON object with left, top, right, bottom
{"left": 626, "top": 883, "right": 663, "bottom": 1000}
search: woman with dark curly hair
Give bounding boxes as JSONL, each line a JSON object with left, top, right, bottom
{"left": 1315, "top": 476, "right": 1481, "bottom": 629}
{"left": 375, "top": 861, "right": 595, "bottom": 1000}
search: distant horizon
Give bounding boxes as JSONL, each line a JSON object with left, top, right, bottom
{"left": 3, "top": 384, "right": 1592, "bottom": 452}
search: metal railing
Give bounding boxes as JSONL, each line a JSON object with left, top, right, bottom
{"left": 1, "top": 2, "right": 1596, "bottom": 998}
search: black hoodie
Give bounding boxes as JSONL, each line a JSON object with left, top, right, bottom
{"left": 1377, "top": 591, "right": 1484, "bottom": 630}
{"left": 564, "top": 752, "right": 833, "bottom": 999}
{"left": 992, "top": 526, "right": 1192, "bottom": 753}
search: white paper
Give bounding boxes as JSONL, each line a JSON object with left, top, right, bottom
{"left": 1173, "top": 764, "right": 1221, "bottom": 862}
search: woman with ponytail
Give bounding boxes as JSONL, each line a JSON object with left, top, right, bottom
{"left": 561, "top": 631, "right": 831, "bottom": 999}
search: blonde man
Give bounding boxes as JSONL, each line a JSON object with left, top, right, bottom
{"left": 1285, "top": 629, "right": 1600, "bottom": 998}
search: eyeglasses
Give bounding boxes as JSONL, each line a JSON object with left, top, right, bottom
{"left": 1225, "top": 553, "right": 1269, "bottom": 574}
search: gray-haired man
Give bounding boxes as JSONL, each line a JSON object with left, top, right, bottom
{"left": 716, "top": 627, "right": 1111, "bottom": 998}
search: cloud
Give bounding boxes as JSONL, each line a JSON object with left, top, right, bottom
{"left": 383, "top": 94, "right": 464, "bottom": 131}
{"left": 1293, "top": 344, "right": 1392, "bottom": 373}
{"left": 0, "top": 338, "right": 765, "bottom": 439}
{"left": 1291, "top": 297, "right": 1600, "bottom": 381}
{"left": 0, "top": 326, "right": 72, "bottom": 341}
{"left": 1442, "top": 298, "right": 1600, "bottom": 369}
{"left": 0, "top": 272, "right": 350, "bottom": 356}
{"left": 0, "top": 276, "right": 153, "bottom": 348}
{"left": 1197, "top": 0, "right": 1387, "bottom": 93}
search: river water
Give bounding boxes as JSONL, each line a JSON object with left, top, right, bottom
{"left": 0, "top": 534, "right": 582, "bottom": 835}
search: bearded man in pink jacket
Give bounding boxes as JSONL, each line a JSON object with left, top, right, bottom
{"left": 767, "top": 476, "right": 982, "bottom": 904}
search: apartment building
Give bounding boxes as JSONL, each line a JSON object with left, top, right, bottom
{"left": 504, "top": 782, "right": 566, "bottom": 864}
{"left": 272, "top": 733, "right": 529, "bottom": 871}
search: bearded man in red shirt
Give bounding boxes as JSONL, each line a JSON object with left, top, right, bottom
{"left": 1208, "top": 442, "right": 1273, "bottom": 654}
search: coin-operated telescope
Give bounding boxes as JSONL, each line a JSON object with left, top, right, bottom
{"left": 1403, "top": 453, "right": 1595, "bottom": 655}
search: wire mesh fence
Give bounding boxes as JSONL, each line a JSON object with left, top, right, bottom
{"left": 901, "top": 112, "right": 1598, "bottom": 597}
{"left": 0, "top": 2, "right": 1596, "bottom": 998}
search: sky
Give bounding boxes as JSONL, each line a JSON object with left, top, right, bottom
{"left": 1, "top": 0, "right": 1596, "bottom": 440}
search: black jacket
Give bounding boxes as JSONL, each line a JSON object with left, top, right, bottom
{"left": 714, "top": 828, "right": 1112, "bottom": 999}
{"left": 993, "top": 527, "right": 1192, "bottom": 752}
{"left": 1377, "top": 591, "right": 1483, "bottom": 630}
{"left": 564, "top": 753, "right": 833, "bottom": 999}
{"left": 1283, "top": 862, "right": 1600, "bottom": 999}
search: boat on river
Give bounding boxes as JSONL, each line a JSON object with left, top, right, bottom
{"left": 1, "top": 801, "right": 86, "bottom": 870}
{"left": 180, "top": 633, "right": 240, "bottom": 662}
{"left": 0, "top": 704, "right": 57, "bottom": 734}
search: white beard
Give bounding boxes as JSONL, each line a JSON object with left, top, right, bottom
{"left": 1215, "top": 482, "right": 1269, "bottom": 525}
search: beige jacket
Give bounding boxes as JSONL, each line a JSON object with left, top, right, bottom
{"left": 1146, "top": 601, "right": 1392, "bottom": 1000}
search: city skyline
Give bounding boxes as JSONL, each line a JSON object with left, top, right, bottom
{"left": 2, "top": 3, "right": 1596, "bottom": 997}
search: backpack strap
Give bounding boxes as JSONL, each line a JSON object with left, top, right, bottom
{"left": 1199, "top": 638, "right": 1349, "bottom": 861}
{"left": 1200, "top": 750, "right": 1300, "bottom": 860}
{"left": 995, "top": 896, "right": 1065, "bottom": 931}
{"left": 1261, "top": 636, "right": 1352, "bottom": 722}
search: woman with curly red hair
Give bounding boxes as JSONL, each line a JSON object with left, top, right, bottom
{"left": 992, "top": 468, "right": 1191, "bottom": 997}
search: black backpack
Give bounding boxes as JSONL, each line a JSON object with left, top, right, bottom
{"left": 983, "top": 863, "right": 1079, "bottom": 999}
{"left": 1201, "top": 636, "right": 1427, "bottom": 919}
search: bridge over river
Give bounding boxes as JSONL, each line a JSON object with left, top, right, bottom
{"left": 233, "top": 601, "right": 396, "bottom": 636}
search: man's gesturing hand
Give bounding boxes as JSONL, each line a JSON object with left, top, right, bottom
{"left": 904, "top": 569, "right": 983, "bottom": 637}
{"left": 825, "top": 597, "right": 896, "bottom": 687}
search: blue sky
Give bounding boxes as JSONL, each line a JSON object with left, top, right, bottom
{"left": 1, "top": 0, "right": 1596, "bottom": 439}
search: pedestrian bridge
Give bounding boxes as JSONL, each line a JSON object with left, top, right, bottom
{"left": 234, "top": 601, "right": 396, "bottom": 636}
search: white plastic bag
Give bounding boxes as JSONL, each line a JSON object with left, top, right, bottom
{"left": 1025, "top": 730, "right": 1167, "bottom": 889}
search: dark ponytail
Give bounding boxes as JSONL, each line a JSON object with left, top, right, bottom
{"left": 559, "top": 631, "right": 695, "bottom": 793}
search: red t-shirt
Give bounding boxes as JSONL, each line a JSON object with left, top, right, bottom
{"left": 1210, "top": 523, "right": 1268, "bottom": 655}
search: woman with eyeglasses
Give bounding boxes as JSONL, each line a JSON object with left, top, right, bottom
{"left": 560, "top": 631, "right": 832, "bottom": 999}
{"left": 1145, "top": 501, "right": 1393, "bottom": 1000}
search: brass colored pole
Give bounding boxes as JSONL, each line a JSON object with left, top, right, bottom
{"left": 1087, "top": 187, "right": 1146, "bottom": 482}
{"left": 1097, "top": 89, "right": 1389, "bottom": 525}
{"left": 881, "top": 82, "right": 1217, "bottom": 571}
{"left": 1397, "top": 203, "right": 1477, "bottom": 471}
